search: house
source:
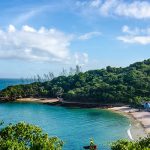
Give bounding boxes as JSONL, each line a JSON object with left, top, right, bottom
{"left": 144, "top": 102, "right": 150, "bottom": 111}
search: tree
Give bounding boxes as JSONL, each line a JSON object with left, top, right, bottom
{"left": 111, "top": 135, "right": 150, "bottom": 150}
{"left": 1, "top": 58, "right": 150, "bottom": 105}
{"left": 52, "top": 86, "right": 64, "bottom": 98}
{"left": 0, "top": 122, "right": 63, "bottom": 150}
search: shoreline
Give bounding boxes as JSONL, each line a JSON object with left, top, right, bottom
{"left": 108, "top": 106, "right": 150, "bottom": 137}
{"left": 15, "top": 98, "right": 59, "bottom": 104}
{"left": 2, "top": 98, "right": 150, "bottom": 138}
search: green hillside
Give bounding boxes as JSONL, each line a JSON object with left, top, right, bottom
{"left": 1, "top": 59, "right": 150, "bottom": 105}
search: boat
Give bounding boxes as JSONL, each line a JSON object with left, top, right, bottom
{"left": 83, "top": 145, "right": 97, "bottom": 149}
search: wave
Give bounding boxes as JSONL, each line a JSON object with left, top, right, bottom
{"left": 127, "top": 124, "right": 134, "bottom": 140}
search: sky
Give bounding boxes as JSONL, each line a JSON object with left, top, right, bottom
{"left": 0, "top": 0, "right": 150, "bottom": 78}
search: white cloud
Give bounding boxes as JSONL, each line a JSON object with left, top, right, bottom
{"left": 115, "top": 1, "right": 150, "bottom": 19}
{"left": 0, "top": 25, "right": 89, "bottom": 65}
{"left": 100, "top": 0, "right": 119, "bottom": 16}
{"left": 78, "top": 31, "right": 101, "bottom": 40}
{"left": 122, "top": 25, "right": 140, "bottom": 35}
{"left": 122, "top": 25, "right": 130, "bottom": 33}
{"left": 0, "top": 25, "right": 72, "bottom": 62}
{"left": 90, "top": 0, "right": 101, "bottom": 8}
{"left": 118, "top": 25, "right": 150, "bottom": 44}
{"left": 22, "top": 25, "right": 36, "bottom": 32}
{"left": 83, "top": 53, "right": 89, "bottom": 64}
{"left": 8, "top": 25, "right": 16, "bottom": 33}
{"left": 76, "top": 0, "right": 150, "bottom": 19}
{"left": 117, "top": 36, "right": 150, "bottom": 45}
{"left": 74, "top": 52, "right": 89, "bottom": 66}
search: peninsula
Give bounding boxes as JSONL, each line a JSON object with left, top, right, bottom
{"left": 0, "top": 58, "right": 150, "bottom": 107}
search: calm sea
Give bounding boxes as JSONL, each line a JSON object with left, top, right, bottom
{"left": 0, "top": 103, "right": 130, "bottom": 150}
{"left": 0, "top": 78, "right": 30, "bottom": 90}
{"left": 0, "top": 79, "right": 130, "bottom": 149}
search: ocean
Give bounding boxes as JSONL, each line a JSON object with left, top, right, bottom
{"left": 0, "top": 78, "right": 30, "bottom": 90}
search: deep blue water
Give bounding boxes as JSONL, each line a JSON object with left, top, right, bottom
{"left": 0, "top": 79, "right": 130, "bottom": 149}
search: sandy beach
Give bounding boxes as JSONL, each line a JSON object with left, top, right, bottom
{"left": 109, "top": 106, "right": 150, "bottom": 135}
{"left": 16, "top": 98, "right": 59, "bottom": 104}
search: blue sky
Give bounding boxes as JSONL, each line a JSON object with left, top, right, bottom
{"left": 0, "top": 0, "right": 150, "bottom": 78}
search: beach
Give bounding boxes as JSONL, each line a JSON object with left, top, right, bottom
{"left": 109, "top": 106, "right": 150, "bottom": 135}
{"left": 16, "top": 98, "right": 150, "bottom": 138}
{"left": 16, "top": 98, "right": 59, "bottom": 104}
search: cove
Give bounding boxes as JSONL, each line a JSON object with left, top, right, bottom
{"left": 0, "top": 102, "right": 130, "bottom": 149}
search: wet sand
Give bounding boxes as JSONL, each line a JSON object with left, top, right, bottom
{"left": 109, "top": 106, "right": 150, "bottom": 135}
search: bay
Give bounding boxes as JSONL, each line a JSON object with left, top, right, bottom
{"left": 0, "top": 102, "right": 130, "bottom": 150}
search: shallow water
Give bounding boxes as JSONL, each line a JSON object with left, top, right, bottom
{"left": 0, "top": 102, "right": 130, "bottom": 149}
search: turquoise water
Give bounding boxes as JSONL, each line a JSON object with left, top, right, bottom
{"left": 0, "top": 80, "right": 130, "bottom": 149}
{"left": 0, "top": 102, "right": 130, "bottom": 150}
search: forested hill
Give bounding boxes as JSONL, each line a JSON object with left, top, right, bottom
{"left": 0, "top": 59, "right": 150, "bottom": 105}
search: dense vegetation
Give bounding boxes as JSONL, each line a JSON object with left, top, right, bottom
{"left": 111, "top": 135, "right": 150, "bottom": 150}
{"left": 0, "top": 122, "right": 63, "bottom": 150}
{"left": 0, "top": 122, "right": 150, "bottom": 150}
{"left": 0, "top": 59, "right": 150, "bottom": 105}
